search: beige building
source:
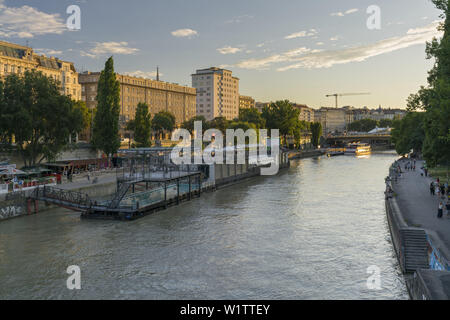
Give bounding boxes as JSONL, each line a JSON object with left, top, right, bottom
{"left": 79, "top": 72, "right": 196, "bottom": 131}
{"left": 0, "top": 40, "right": 81, "bottom": 101}
{"left": 239, "top": 95, "right": 256, "bottom": 110}
{"left": 293, "top": 104, "right": 315, "bottom": 123}
{"left": 315, "top": 107, "right": 355, "bottom": 134}
{"left": 192, "top": 67, "right": 240, "bottom": 120}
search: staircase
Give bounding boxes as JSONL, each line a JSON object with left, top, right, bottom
{"left": 400, "top": 229, "right": 429, "bottom": 273}
{"left": 108, "top": 181, "right": 132, "bottom": 209}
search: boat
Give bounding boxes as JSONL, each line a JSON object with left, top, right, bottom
{"left": 345, "top": 143, "right": 372, "bottom": 156}
{"left": 327, "top": 147, "right": 345, "bottom": 157}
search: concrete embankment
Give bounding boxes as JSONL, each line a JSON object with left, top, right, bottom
{"left": 386, "top": 160, "right": 450, "bottom": 300}
{"left": 289, "top": 149, "right": 326, "bottom": 160}
{"left": 0, "top": 175, "right": 117, "bottom": 221}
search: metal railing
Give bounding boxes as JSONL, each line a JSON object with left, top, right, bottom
{"left": 32, "top": 186, "right": 93, "bottom": 209}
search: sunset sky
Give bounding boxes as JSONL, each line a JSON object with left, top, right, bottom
{"left": 0, "top": 0, "right": 444, "bottom": 109}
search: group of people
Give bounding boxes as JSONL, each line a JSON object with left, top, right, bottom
{"left": 431, "top": 178, "right": 450, "bottom": 219}
{"left": 404, "top": 160, "right": 417, "bottom": 171}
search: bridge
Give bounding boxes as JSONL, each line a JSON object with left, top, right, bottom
{"left": 326, "top": 134, "right": 392, "bottom": 147}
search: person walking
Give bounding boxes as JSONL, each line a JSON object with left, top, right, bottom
{"left": 430, "top": 182, "right": 435, "bottom": 195}
{"left": 438, "top": 202, "right": 444, "bottom": 218}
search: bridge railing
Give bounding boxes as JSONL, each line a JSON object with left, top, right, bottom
{"left": 32, "top": 186, "right": 93, "bottom": 208}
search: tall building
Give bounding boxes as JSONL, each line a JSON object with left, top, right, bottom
{"left": 192, "top": 67, "right": 240, "bottom": 120}
{"left": 0, "top": 40, "right": 81, "bottom": 101}
{"left": 239, "top": 95, "right": 256, "bottom": 110}
{"left": 79, "top": 72, "right": 197, "bottom": 131}
{"left": 292, "top": 104, "right": 315, "bottom": 123}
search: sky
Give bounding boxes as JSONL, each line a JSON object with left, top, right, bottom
{"left": 0, "top": 0, "right": 444, "bottom": 109}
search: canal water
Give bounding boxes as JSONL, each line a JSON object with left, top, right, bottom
{"left": 0, "top": 152, "right": 409, "bottom": 299}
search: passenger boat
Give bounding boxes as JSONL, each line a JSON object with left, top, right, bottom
{"left": 327, "top": 148, "right": 345, "bottom": 157}
{"left": 345, "top": 143, "right": 372, "bottom": 156}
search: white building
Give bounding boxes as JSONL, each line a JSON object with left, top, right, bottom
{"left": 192, "top": 67, "right": 240, "bottom": 120}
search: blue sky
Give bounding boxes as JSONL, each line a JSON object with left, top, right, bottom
{"left": 0, "top": 0, "right": 444, "bottom": 109}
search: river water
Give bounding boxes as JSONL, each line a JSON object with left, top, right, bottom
{"left": 0, "top": 152, "right": 409, "bottom": 300}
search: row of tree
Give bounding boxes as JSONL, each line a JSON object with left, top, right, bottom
{"left": 0, "top": 56, "right": 325, "bottom": 167}
{"left": 347, "top": 118, "right": 393, "bottom": 133}
{"left": 179, "top": 100, "right": 323, "bottom": 148}
{"left": 391, "top": 0, "right": 450, "bottom": 167}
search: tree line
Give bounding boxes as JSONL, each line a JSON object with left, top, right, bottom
{"left": 0, "top": 56, "right": 324, "bottom": 168}
{"left": 391, "top": 0, "right": 450, "bottom": 167}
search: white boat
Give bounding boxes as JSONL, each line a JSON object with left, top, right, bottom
{"left": 345, "top": 143, "right": 372, "bottom": 156}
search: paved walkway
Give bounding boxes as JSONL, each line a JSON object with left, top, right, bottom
{"left": 394, "top": 160, "right": 450, "bottom": 259}
{"left": 58, "top": 173, "right": 117, "bottom": 191}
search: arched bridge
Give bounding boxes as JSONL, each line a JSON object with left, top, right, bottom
{"left": 326, "top": 134, "right": 392, "bottom": 147}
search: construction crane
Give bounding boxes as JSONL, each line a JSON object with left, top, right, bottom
{"left": 326, "top": 93, "right": 371, "bottom": 108}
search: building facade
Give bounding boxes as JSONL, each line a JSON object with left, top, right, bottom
{"left": 192, "top": 67, "right": 240, "bottom": 120}
{"left": 292, "top": 104, "right": 315, "bottom": 123}
{"left": 0, "top": 40, "right": 81, "bottom": 101}
{"left": 315, "top": 107, "right": 354, "bottom": 134}
{"left": 239, "top": 95, "right": 256, "bottom": 110}
{"left": 79, "top": 72, "right": 197, "bottom": 130}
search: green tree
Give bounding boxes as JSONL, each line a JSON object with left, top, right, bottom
{"left": 391, "top": 112, "right": 426, "bottom": 156}
{"left": 405, "top": 0, "right": 450, "bottom": 166}
{"left": 239, "top": 108, "right": 265, "bottom": 129}
{"left": 261, "top": 100, "right": 300, "bottom": 146}
{"left": 181, "top": 115, "right": 209, "bottom": 134}
{"left": 208, "top": 117, "right": 229, "bottom": 133}
{"left": 92, "top": 57, "right": 121, "bottom": 160}
{"left": 152, "top": 111, "right": 176, "bottom": 142}
{"left": 378, "top": 119, "right": 394, "bottom": 128}
{"left": 133, "top": 102, "right": 152, "bottom": 147}
{"left": 1, "top": 71, "right": 84, "bottom": 166}
{"left": 310, "top": 122, "right": 323, "bottom": 148}
{"left": 347, "top": 119, "right": 379, "bottom": 132}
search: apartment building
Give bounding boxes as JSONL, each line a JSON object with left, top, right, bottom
{"left": 292, "top": 104, "right": 315, "bottom": 123}
{"left": 79, "top": 72, "right": 197, "bottom": 131}
{"left": 239, "top": 95, "right": 256, "bottom": 110}
{"left": 0, "top": 40, "right": 81, "bottom": 101}
{"left": 315, "top": 107, "right": 354, "bottom": 134}
{"left": 192, "top": 67, "right": 240, "bottom": 120}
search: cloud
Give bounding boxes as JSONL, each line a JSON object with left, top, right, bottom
{"left": 234, "top": 47, "right": 316, "bottom": 70}
{"left": 331, "top": 8, "right": 359, "bottom": 17}
{"left": 345, "top": 8, "right": 359, "bottom": 15}
{"left": 0, "top": 1, "right": 66, "bottom": 38}
{"left": 171, "top": 28, "right": 198, "bottom": 38}
{"left": 316, "top": 42, "right": 324, "bottom": 46}
{"left": 225, "top": 14, "right": 254, "bottom": 24}
{"left": 217, "top": 46, "right": 242, "bottom": 54}
{"left": 277, "top": 21, "right": 443, "bottom": 71}
{"left": 330, "top": 36, "right": 340, "bottom": 41}
{"left": 124, "top": 70, "right": 161, "bottom": 79}
{"left": 285, "top": 29, "right": 318, "bottom": 40}
{"left": 35, "top": 48, "right": 63, "bottom": 56}
{"left": 81, "top": 42, "right": 140, "bottom": 58}
{"left": 229, "top": 21, "right": 442, "bottom": 71}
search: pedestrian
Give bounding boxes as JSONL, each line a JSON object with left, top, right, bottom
{"left": 438, "top": 202, "right": 444, "bottom": 218}
{"left": 430, "top": 182, "right": 435, "bottom": 195}
{"left": 441, "top": 184, "right": 446, "bottom": 199}
{"left": 87, "top": 172, "right": 90, "bottom": 182}
{"left": 436, "top": 185, "right": 441, "bottom": 198}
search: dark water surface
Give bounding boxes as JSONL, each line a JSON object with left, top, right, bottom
{"left": 0, "top": 152, "right": 408, "bottom": 299}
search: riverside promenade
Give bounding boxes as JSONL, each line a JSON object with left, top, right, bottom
{"left": 395, "top": 160, "right": 450, "bottom": 261}
{"left": 391, "top": 159, "right": 450, "bottom": 299}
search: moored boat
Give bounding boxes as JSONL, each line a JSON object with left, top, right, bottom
{"left": 345, "top": 143, "right": 372, "bottom": 156}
